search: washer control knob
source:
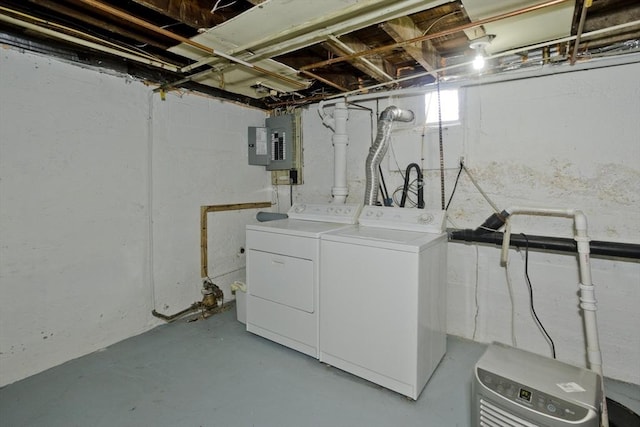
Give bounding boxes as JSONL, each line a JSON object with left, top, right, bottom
{"left": 365, "top": 210, "right": 374, "bottom": 217}
{"left": 418, "top": 213, "right": 434, "bottom": 224}
{"left": 294, "top": 204, "right": 306, "bottom": 213}
{"left": 376, "top": 211, "right": 384, "bottom": 218}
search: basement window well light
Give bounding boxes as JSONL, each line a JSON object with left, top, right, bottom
{"left": 425, "top": 89, "right": 459, "bottom": 126}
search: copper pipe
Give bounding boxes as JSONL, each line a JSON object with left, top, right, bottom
{"left": 570, "top": 0, "right": 590, "bottom": 65}
{"left": 299, "top": 70, "right": 349, "bottom": 92}
{"left": 300, "top": 0, "right": 572, "bottom": 71}
{"left": 200, "top": 202, "right": 271, "bottom": 278}
{"left": 27, "top": 0, "right": 169, "bottom": 50}
{"left": 75, "top": 0, "right": 307, "bottom": 89}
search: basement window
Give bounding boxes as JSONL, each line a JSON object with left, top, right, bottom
{"left": 425, "top": 89, "right": 459, "bottom": 126}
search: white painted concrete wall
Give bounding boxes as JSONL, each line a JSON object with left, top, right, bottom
{"left": 0, "top": 48, "right": 269, "bottom": 386}
{"left": 293, "top": 59, "right": 640, "bottom": 384}
{"left": 1, "top": 45, "right": 638, "bottom": 389}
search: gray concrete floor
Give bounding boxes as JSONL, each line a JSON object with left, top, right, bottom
{"left": 1, "top": 307, "right": 638, "bottom": 427}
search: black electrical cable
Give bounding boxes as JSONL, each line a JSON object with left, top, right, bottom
{"left": 445, "top": 162, "right": 464, "bottom": 211}
{"left": 379, "top": 165, "right": 391, "bottom": 205}
{"left": 437, "top": 78, "right": 446, "bottom": 210}
{"left": 289, "top": 177, "right": 293, "bottom": 208}
{"left": 521, "top": 233, "right": 557, "bottom": 359}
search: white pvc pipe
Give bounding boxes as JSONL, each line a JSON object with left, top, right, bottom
{"left": 319, "top": 100, "right": 349, "bottom": 204}
{"left": 503, "top": 206, "right": 608, "bottom": 427}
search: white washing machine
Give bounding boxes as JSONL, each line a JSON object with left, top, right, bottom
{"left": 319, "top": 206, "right": 447, "bottom": 399}
{"left": 245, "top": 203, "right": 361, "bottom": 358}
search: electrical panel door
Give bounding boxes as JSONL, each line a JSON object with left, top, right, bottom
{"left": 248, "top": 126, "right": 269, "bottom": 165}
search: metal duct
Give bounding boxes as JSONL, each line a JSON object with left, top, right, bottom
{"left": 364, "top": 106, "right": 414, "bottom": 205}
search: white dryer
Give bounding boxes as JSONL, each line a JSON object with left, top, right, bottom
{"left": 245, "top": 203, "right": 361, "bottom": 358}
{"left": 319, "top": 206, "right": 447, "bottom": 399}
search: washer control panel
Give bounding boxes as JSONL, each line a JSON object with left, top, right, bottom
{"left": 358, "top": 206, "right": 446, "bottom": 233}
{"left": 287, "top": 203, "right": 362, "bottom": 224}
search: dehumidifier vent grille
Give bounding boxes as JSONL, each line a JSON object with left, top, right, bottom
{"left": 479, "top": 398, "right": 539, "bottom": 427}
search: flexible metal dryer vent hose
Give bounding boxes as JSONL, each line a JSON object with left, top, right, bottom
{"left": 364, "top": 106, "right": 414, "bottom": 205}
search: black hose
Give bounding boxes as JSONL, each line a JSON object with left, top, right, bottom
{"left": 449, "top": 228, "right": 640, "bottom": 260}
{"left": 400, "top": 163, "right": 424, "bottom": 208}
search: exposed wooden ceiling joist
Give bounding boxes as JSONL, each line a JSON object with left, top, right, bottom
{"left": 27, "top": 0, "right": 171, "bottom": 49}
{"left": 324, "top": 35, "right": 395, "bottom": 83}
{"left": 131, "top": 0, "right": 241, "bottom": 29}
{"left": 2, "top": 0, "right": 639, "bottom": 108}
{"left": 380, "top": 16, "right": 440, "bottom": 76}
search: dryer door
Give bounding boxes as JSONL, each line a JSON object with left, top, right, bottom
{"left": 247, "top": 249, "right": 314, "bottom": 313}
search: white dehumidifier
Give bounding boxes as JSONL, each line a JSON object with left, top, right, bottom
{"left": 472, "top": 342, "right": 601, "bottom": 426}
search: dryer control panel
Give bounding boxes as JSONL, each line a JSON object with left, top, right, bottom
{"left": 359, "top": 206, "right": 446, "bottom": 233}
{"left": 288, "top": 203, "right": 362, "bottom": 224}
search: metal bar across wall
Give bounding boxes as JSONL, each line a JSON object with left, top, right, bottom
{"left": 200, "top": 202, "right": 271, "bottom": 278}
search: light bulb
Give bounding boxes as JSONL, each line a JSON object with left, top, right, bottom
{"left": 473, "top": 53, "right": 485, "bottom": 70}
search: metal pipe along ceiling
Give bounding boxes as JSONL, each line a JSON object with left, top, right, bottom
{"left": 299, "top": 0, "right": 572, "bottom": 71}
{"left": 74, "top": 0, "right": 307, "bottom": 89}
{"left": 0, "top": 9, "right": 179, "bottom": 72}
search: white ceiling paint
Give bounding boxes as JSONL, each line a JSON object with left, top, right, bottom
{"left": 462, "top": 0, "right": 574, "bottom": 54}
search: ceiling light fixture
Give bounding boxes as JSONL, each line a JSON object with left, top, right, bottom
{"left": 469, "top": 34, "right": 496, "bottom": 70}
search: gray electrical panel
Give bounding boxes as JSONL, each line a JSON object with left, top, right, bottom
{"left": 265, "top": 114, "right": 295, "bottom": 171}
{"left": 248, "top": 112, "right": 302, "bottom": 183}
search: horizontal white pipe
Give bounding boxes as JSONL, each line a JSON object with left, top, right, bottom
{"left": 506, "top": 206, "right": 576, "bottom": 217}
{"left": 0, "top": 12, "right": 179, "bottom": 72}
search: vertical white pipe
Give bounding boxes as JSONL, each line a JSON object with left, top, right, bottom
{"left": 319, "top": 101, "right": 349, "bottom": 204}
{"left": 505, "top": 206, "right": 608, "bottom": 427}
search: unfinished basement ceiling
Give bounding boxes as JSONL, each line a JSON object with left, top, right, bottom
{"left": 1, "top": 0, "right": 639, "bottom": 109}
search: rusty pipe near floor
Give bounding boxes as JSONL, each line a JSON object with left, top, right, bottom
{"left": 299, "top": 0, "right": 572, "bottom": 72}
{"left": 75, "top": 0, "right": 307, "bottom": 89}
{"left": 152, "top": 303, "right": 202, "bottom": 322}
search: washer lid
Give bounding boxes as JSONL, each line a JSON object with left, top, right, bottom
{"left": 247, "top": 219, "right": 353, "bottom": 238}
{"left": 321, "top": 225, "right": 445, "bottom": 252}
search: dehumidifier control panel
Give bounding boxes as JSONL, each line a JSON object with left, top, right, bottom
{"left": 477, "top": 368, "right": 589, "bottom": 422}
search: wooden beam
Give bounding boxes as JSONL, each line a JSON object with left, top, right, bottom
{"left": 131, "top": 0, "right": 229, "bottom": 28}
{"left": 28, "top": 0, "right": 171, "bottom": 49}
{"left": 324, "top": 35, "right": 395, "bottom": 82}
{"left": 380, "top": 16, "right": 439, "bottom": 76}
